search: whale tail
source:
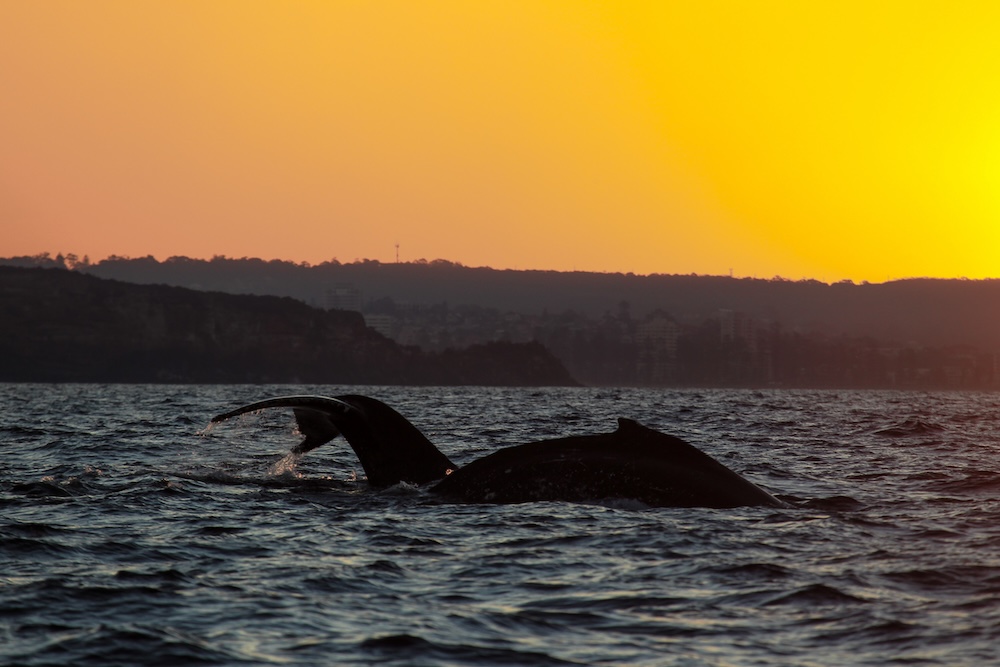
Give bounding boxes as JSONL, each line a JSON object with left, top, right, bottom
{"left": 211, "top": 395, "right": 455, "bottom": 486}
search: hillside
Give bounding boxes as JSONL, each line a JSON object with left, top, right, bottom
{"left": 13, "top": 254, "right": 996, "bottom": 351}
{"left": 0, "top": 267, "right": 577, "bottom": 385}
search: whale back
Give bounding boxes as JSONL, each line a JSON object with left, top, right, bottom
{"left": 431, "top": 418, "right": 783, "bottom": 508}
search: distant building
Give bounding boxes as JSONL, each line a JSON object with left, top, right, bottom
{"left": 326, "top": 283, "right": 361, "bottom": 312}
{"left": 718, "top": 309, "right": 754, "bottom": 343}
{"left": 635, "top": 312, "right": 679, "bottom": 384}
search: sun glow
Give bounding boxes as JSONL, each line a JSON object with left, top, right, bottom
{"left": 1, "top": 1, "right": 997, "bottom": 281}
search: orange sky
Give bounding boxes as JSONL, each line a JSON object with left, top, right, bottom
{"left": 2, "top": 1, "right": 998, "bottom": 282}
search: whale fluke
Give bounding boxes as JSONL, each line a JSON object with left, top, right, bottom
{"left": 211, "top": 395, "right": 454, "bottom": 486}
{"left": 211, "top": 395, "right": 785, "bottom": 508}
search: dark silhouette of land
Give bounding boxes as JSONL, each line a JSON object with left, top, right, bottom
{"left": 0, "top": 266, "right": 576, "bottom": 385}
{"left": 3, "top": 254, "right": 999, "bottom": 388}
{"left": 12, "top": 253, "right": 999, "bottom": 348}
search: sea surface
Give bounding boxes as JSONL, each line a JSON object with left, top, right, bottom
{"left": 2, "top": 384, "right": 999, "bottom": 666}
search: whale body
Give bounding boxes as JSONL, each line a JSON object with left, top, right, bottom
{"left": 211, "top": 394, "right": 784, "bottom": 508}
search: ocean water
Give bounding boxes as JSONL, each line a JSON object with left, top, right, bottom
{"left": 2, "top": 384, "right": 999, "bottom": 666}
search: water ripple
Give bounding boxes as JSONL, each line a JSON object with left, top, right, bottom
{"left": 3, "top": 385, "right": 1000, "bottom": 665}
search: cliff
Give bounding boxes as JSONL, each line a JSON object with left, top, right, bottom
{"left": 0, "top": 267, "right": 577, "bottom": 385}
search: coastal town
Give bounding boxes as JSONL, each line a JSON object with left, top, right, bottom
{"left": 341, "top": 286, "right": 1000, "bottom": 389}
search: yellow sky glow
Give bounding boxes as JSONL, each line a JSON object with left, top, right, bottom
{"left": 1, "top": 1, "right": 997, "bottom": 282}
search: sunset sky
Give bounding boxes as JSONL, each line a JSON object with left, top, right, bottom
{"left": 2, "top": 1, "right": 997, "bottom": 282}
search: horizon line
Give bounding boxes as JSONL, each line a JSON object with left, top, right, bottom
{"left": 3, "top": 250, "right": 998, "bottom": 286}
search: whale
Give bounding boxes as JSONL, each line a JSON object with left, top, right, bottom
{"left": 210, "top": 394, "right": 785, "bottom": 508}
